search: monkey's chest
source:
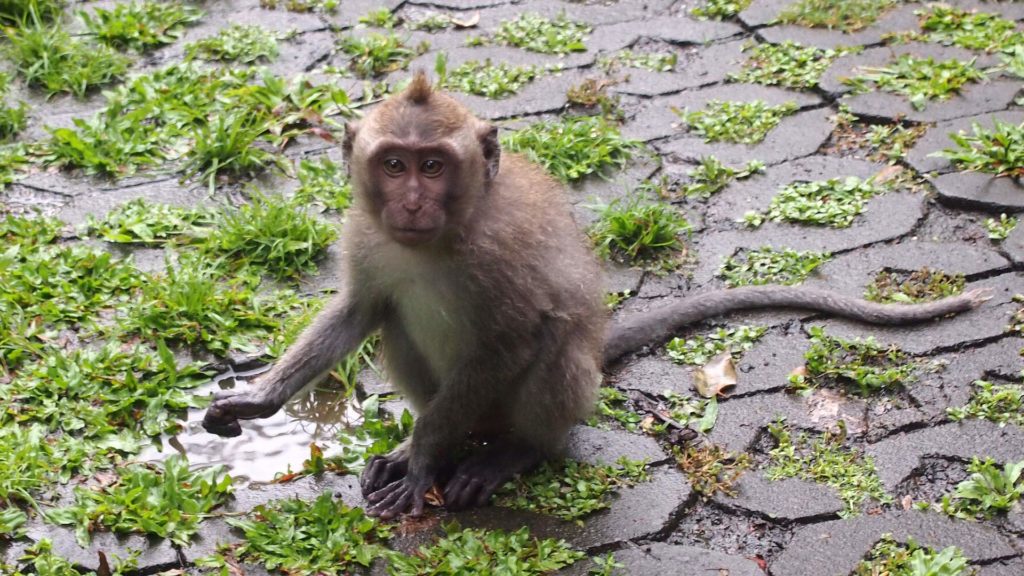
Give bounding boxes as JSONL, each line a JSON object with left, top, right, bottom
{"left": 392, "top": 281, "right": 469, "bottom": 378}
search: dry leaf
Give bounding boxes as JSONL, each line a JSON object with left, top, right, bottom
{"left": 424, "top": 484, "right": 445, "bottom": 507}
{"left": 693, "top": 352, "right": 737, "bottom": 398}
{"left": 874, "top": 164, "right": 904, "bottom": 184}
{"left": 451, "top": 11, "right": 480, "bottom": 28}
{"left": 901, "top": 494, "right": 913, "bottom": 510}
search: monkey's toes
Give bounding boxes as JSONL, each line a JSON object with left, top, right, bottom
{"left": 360, "top": 455, "right": 408, "bottom": 496}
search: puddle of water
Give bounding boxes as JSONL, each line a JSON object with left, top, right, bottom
{"left": 140, "top": 365, "right": 361, "bottom": 484}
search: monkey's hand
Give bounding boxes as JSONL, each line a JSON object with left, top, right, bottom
{"left": 202, "top": 389, "right": 282, "bottom": 437}
{"left": 365, "top": 469, "right": 435, "bottom": 520}
{"left": 361, "top": 445, "right": 410, "bottom": 496}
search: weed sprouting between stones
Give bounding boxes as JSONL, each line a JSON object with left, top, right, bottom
{"left": 948, "top": 379, "right": 1024, "bottom": 427}
{"left": 46, "top": 454, "right": 233, "bottom": 546}
{"left": 339, "top": 32, "right": 421, "bottom": 78}
{"left": 729, "top": 41, "right": 859, "bottom": 89}
{"left": 934, "top": 119, "right": 1024, "bottom": 178}
{"left": 477, "top": 12, "right": 590, "bottom": 55}
{"left": 852, "top": 535, "right": 971, "bottom": 576}
{"left": 790, "top": 326, "right": 915, "bottom": 396}
{"left": 294, "top": 156, "right": 353, "bottom": 212}
{"left": 435, "top": 53, "right": 558, "bottom": 99}
{"left": 675, "top": 444, "right": 752, "bottom": 498}
{"left": 776, "top": 0, "right": 899, "bottom": 33}
{"left": 680, "top": 156, "right": 764, "bottom": 199}
{"left": 358, "top": 7, "right": 398, "bottom": 29}
{"left": 598, "top": 49, "right": 677, "bottom": 73}
{"left": 843, "top": 55, "right": 986, "bottom": 111}
{"left": 984, "top": 214, "right": 1018, "bottom": 241}
{"left": 743, "top": 176, "right": 882, "bottom": 229}
{"left": 665, "top": 325, "right": 767, "bottom": 365}
{"left": 185, "top": 23, "right": 281, "bottom": 63}
{"left": 916, "top": 5, "right": 1023, "bottom": 53}
{"left": 588, "top": 194, "right": 690, "bottom": 271}
{"left": 501, "top": 115, "right": 641, "bottom": 182}
{"left": 676, "top": 100, "right": 799, "bottom": 144}
{"left": 934, "top": 458, "right": 1024, "bottom": 520}
{"left": 767, "top": 422, "right": 892, "bottom": 516}
{"left": 259, "top": 0, "right": 338, "bottom": 12}
{"left": 493, "top": 457, "right": 648, "bottom": 521}
{"left": 719, "top": 247, "right": 831, "bottom": 287}
{"left": 81, "top": 0, "right": 204, "bottom": 53}
{"left": 691, "top": 0, "right": 751, "bottom": 20}
{"left": 864, "top": 267, "right": 965, "bottom": 304}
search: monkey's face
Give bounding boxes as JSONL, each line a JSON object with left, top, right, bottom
{"left": 371, "top": 145, "right": 458, "bottom": 247}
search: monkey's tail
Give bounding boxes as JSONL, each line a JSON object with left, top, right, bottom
{"left": 602, "top": 286, "right": 993, "bottom": 365}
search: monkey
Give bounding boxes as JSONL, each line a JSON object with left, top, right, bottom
{"left": 202, "top": 72, "right": 990, "bottom": 520}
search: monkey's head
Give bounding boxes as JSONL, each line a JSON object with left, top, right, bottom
{"left": 343, "top": 71, "right": 500, "bottom": 248}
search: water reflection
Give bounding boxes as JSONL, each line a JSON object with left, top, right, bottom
{"left": 140, "top": 364, "right": 361, "bottom": 484}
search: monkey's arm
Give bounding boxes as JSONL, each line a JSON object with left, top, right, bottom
{"left": 202, "top": 295, "right": 379, "bottom": 436}
{"left": 603, "top": 285, "right": 992, "bottom": 365}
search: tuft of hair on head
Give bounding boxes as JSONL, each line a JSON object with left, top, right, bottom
{"left": 405, "top": 71, "right": 433, "bottom": 104}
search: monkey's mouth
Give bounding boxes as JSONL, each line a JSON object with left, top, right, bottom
{"left": 390, "top": 226, "right": 439, "bottom": 245}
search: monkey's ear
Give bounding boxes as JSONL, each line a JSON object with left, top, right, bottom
{"left": 479, "top": 124, "right": 500, "bottom": 182}
{"left": 342, "top": 121, "right": 360, "bottom": 160}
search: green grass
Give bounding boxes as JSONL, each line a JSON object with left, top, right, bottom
{"left": 948, "top": 380, "right": 1024, "bottom": 427}
{"left": 665, "top": 325, "right": 766, "bottom": 365}
{"left": 259, "top": 0, "right": 337, "bottom": 12}
{"left": 853, "top": 535, "right": 970, "bottom": 576}
{"left": 729, "top": 41, "right": 857, "bottom": 89}
{"left": 677, "top": 100, "right": 798, "bottom": 144}
{"left": 43, "top": 111, "right": 169, "bottom": 177}
{"left": 984, "top": 214, "right": 1018, "bottom": 241}
{"left": 589, "top": 194, "right": 689, "bottom": 269}
{"left": 388, "top": 525, "right": 584, "bottom": 575}
{"left": 1, "top": 341, "right": 208, "bottom": 438}
{"left": 436, "top": 54, "right": 555, "bottom": 99}
{"left": 588, "top": 387, "right": 644, "bottom": 432}
{"left": 0, "top": 0, "right": 63, "bottom": 26}
{"left": 767, "top": 422, "right": 891, "bottom": 516}
{"left": 865, "top": 267, "right": 965, "bottom": 304}
{"left": 691, "top": 0, "right": 751, "bottom": 20}
{"left": 487, "top": 12, "right": 590, "bottom": 54}
{"left": 85, "top": 198, "right": 215, "bottom": 244}
{"left": 294, "top": 156, "right": 353, "bottom": 212}
{"left": 777, "top": 0, "right": 898, "bottom": 32}
{"left": 81, "top": 0, "right": 204, "bottom": 52}
{"left": 598, "top": 49, "right": 677, "bottom": 72}
{"left": 501, "top": 115, "right": 640, "bottom": 182}
{"left": 201, "top": 192, "right": 337, "bottom": 278}
{"left": 186, "top": 23, "right": 280, "bottom": 62}
{"left": 844, "top": 55, "right": 986, "bottom": 111}
{"left": 334, "top": 395, "right": 414, "bottom": 474}
{"left": 182, "top": 112, "right": 280, "bottom": 190}
{"left": 493, "top": 458, "right": 647, "bottom": 521}
{"left": 47, "top": 455, "right": 233, "bottom": 546}
{"left": 339, "top": 33, "right": 418, "bottom": 78}
{"left": 224, "top": 493, "right": 391, "bottom": 574}
{"left": 4, "top": 20, "right": 130, "bottom": 98}
{"left": 918, "top": 5, "right": 1023, "bottom": 53}
{"left": 358, "top": 7, "right": 397, "bottom": 28}
{"left": 935, "top": 119, "right": 1024, "bottom": 178}
{"left": 865, "top": 123, "right": 927, "bottom": 163}
{"left": 681, "top": 157, "right": 764, "bottom": 199}
{"left": 939, "top": 458, "right": 1023, "bottom": 520}
{"left": 791, "top": 326, "right": 914, "bottom": 396}
{"left": 746, "top": 176, "right": 881, "bottom": 228}
{"left": 719, "top": 246, "right": 830, "bottom": 287}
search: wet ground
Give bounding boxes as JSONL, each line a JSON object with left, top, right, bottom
{"left": 2, "top": 0, "right": 1024, "bottom": 574}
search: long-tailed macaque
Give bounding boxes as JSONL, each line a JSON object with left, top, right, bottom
{"left": 202, "top": 72, "right": 989, "bottom": 519}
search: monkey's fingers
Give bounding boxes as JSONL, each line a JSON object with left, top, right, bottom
{"left": 361, "top": 455, "right": 408, "bottom": 496}
{"left": 366, "top": 477, "right": 429, "bottom": 519}
{"left": 202, "top": 405, "right": 243, "bottom": 437}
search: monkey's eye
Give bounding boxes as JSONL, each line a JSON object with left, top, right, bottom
{"left": 420, "top": 159, "right": 445, "bottom": 177}
{"left": 383, "top": 158, "right": 405, "bottom": 176}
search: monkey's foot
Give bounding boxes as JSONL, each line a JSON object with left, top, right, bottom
{"left": 360, "top": 448, "right": 410, "bottom": 496}
{"left": 443, "top": 444, "right": 542, "bottom": 510}
{"left": 201, "top": 390, "right": 281, "bottom": 437}
{"left": 365, "top": 471, "right": 434, "bottom": 520}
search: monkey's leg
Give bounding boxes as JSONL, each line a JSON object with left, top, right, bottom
{"left": 443, "top": 335, "right": 602, "bottom": 510}
{"left": 360, "top": 323, "right": 440, "bottom": 495}
{"left": 203, "top": 296, "right": 378, "bottom": 436}
{"left": 365, "top": 321, "right": 563, "bottom": 519}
